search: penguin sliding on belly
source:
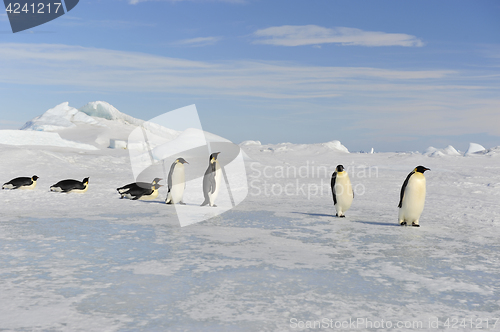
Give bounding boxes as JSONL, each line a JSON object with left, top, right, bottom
{"left": 118, "top": 183, "right": 162, "bottom": 200}
{"left": 2, "top": 175, "right": 39, "bottom": 190}
{"left": 331, "top": 165, "right": 354, "bottom": 217}
{"left": 50, "top": 177, "right": 89, "bottom": 193}
{"left": 165, "top": 158, "right": 188, "bottom": 205}
{"left": 201, "top": 152, "right": 221, "bottom": 207}
{"left": 117, "top": 178, "right": 162, "bottom": 199}
{"left": 398, "top": 166, "right": 430, "bottom": 227}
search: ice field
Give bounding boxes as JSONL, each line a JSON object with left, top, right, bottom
{"left": 1, "top": 103, "right": 499, "bottom": 331}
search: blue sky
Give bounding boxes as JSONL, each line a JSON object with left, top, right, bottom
{"left": 1, "top": 0, "right": 499, "bottom": 152}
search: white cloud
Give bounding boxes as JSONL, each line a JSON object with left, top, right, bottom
{"left": 0, "top": 43, "right": 450, "bottom": 99}
{"left": 253, "top": 25, "right": 424, "bottom": 47}
{"left": 1, "top": 43, "right": 499, "bottom": 137}
{"left": 172, "top": 36, "right": 221, "bottom": 47}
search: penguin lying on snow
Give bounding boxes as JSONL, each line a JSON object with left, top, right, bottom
{"left": 331, "top": 165, "right": 354, "bottom": 217}
{"left": 50, "top": 178, "right": 89, "bottom": 193}
{"left": 117, "top": 181, "right": 163, "bottom": 200}
{"left": 117, "top": 178, "right": 162, "bottom": 199}
{"left": 398, "top": 166, "right": 430, "bottom": 227}
{"left": 2, "top": 175, "right": 39, "bottom": 190}
{"left": 165, "top": 158, "right": 188, "bottom": 205}
{"left": 201, "top": 152, "right": 221, "bottom": 207}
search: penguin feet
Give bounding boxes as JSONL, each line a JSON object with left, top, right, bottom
{"left": 412, "top": 222, "right": 420, "bottom": 227}
{"left": 400, "top": 221, "right": 407, "bottom": 226}
{"left": 339, "top": 215, "right": 346, "bottom": 218}
{"left": 335, "top": 213, "right": 338, "bottom": 217}
{"left": 178, "top": 201, "right": 186, "bottom": 205}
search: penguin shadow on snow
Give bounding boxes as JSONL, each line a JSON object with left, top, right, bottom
{"left": 352, "top": 220, "right": 400, "bottom": 227}
{"left": 291, "top": 212, "right": 400, "bottom": 227}
{"left": 291, "top": 212, "right": 336, "bottom": 218}
{"left": 134, "top": 200, "right": 166, "bottom": 205}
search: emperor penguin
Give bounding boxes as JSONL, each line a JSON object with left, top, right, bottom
{"left": 331, "top": 165, "right": 354, "bottom": 217}
{"left": 118, "top": 182, "right": 162, "bottom": 200}
{"left": 165, "top": 158, "right": 189, "bottom": 205}
{"left": 50, "top": 177, "right": 89, "bottom": 193}
{"left": 398, "top": 166, "right": 430, "bottom": 227}
{"left": 201, "top": 152, "right": 222, "bottom": 207}
{"left": 117, "top": 178, "right": 162, "bottom": 199}
{"left": 2, "top": 175, "right": 39, "bottom": 190}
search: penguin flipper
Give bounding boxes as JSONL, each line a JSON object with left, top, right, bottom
{"left": 167, "top": 162, "right": 176, "bottom": 192}
{"left": 331, "top": 172, "right": 337, "bottom": 205}
{"left": 207, "top": 163, "right": 217, "bottom": 194}
{"left": 398, "top": 171, "right": 414, "bottom": 208}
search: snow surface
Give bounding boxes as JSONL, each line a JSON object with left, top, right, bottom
{"left": 1, "top": 105, "right": 500, "bottom": 331}
{"left": 424, "top": 145, "right": 461, "bottom": 157}
{"left": 246, "top": 140, "right": 349, "bottom": 156}
{"left": 20, "top": 102, "right": 100, "bottom": 131}
{"left": 0, "top": 130, "right": 98, "bottom": 150}
{"left": 19, "top": 101, "right": 182, "bottom": 150}
{"left": 465, "top": 143, "right": 486, "bottom": 155}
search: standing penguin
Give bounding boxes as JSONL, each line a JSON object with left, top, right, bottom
{"left": 2, "top": 175, "right": 39, "bottom": 190}
{"left": 201, "top": 152, "right": 221, "bottom": 207}
{"left": 331, "top": 165, "right": 354, "bottom": 217}
{"left": 117, "top": 178, "right": 162, "bottom": 199}
{"left": 50, "top": 177, "right": 89, "bottom": 193}
{"left": 165, "top": 158, "right": 189, "bottom": 205}
{"left": 398, "top": 166, "right": 430, "bottom": 227}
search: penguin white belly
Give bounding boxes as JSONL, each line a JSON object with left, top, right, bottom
{"left": 399, "top": 175, "right": 426, "bottom": 223}
{"left": 19, "top": 181, "right": 37, "bottom": 190}
{"left": 209, "top": 162, "right": 222, "bottom": 206}
{"left": 139, "top": 189, "right": 159, "bottom": 200}
{"left": 170, "top": 165, "right": 185, "bottom": 204}
{"left": 68, "top": 186, "right": 89, "bottom": 194}
{"left": 334, "top": 174, "right": 353, "bottom": 216}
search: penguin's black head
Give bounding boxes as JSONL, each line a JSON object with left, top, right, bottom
{"left": 336, "top": 165, "right": 345, "bottom": 172}
{"left": 177, "top": 158, "right": 189, "bottom": 164}
{"left": 32, "top": 175, "right": 39, "bottom": 181}
{"left": 83, "top": 177, "right": 89, "bottom": 184}
{"left": 210, "top": 152, "right": 220, "bottom": 161}
{"left": 152, "top": 178, "right": 162, "bottom": 184}
{"left": 415, "top": 166, "right": 430, "bottom": 173}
